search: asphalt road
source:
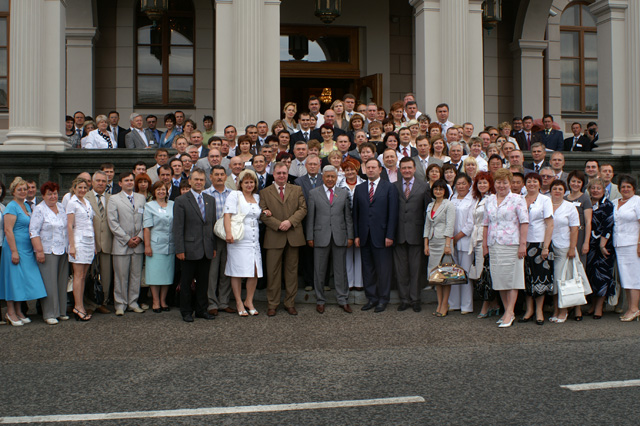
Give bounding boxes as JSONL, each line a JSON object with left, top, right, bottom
{"left": 1, "top": 298, "right": 640, "bottom": 425}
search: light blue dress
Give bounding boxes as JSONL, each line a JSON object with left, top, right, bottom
{"left": 0, "top": 201, "right": 46, "bottom": 301}
{"left": 143, "top": 200, "right": 175, "bottom": 285}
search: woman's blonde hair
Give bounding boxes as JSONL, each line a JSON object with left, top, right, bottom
{"left": 9, "top": 176, "right": 27, "bottom": 195}
{"left": 237, "top": 169, "right": 259, "bottom": 195}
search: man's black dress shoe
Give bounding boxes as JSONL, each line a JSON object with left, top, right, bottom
{"left": 412, "top": 303, "right": 422, "bottom": 313}
{"left": 361, "top": 302, "right": 376, "bottom": 311}
{"left": 397, "top": 303, "right": 410, "bottom": 312}
{"left": 183, "top": 314, "right": 194, "bottom": 323}
{"left": 195, "top": 312, "right": 215, "bottom": 320}
{"left": 374, "top": 304, "right": 387, "bottom": 313}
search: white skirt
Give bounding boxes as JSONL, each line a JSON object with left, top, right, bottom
{"left": 552, "top": 246, "right": 592, "bottom": 295}
{"left": 489, "top": 244, "right": 524, "bottom": 290}
{"left": 616, "top": 245, "right": 640, "bottom": 290}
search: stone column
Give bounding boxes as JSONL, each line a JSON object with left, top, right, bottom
{"left": 2, "top": 0, "right": 68, "bottom": 151}
{"left": 411, "top": 0, "right": 441, "bottom": 116}
{"left": 510, "top": 39, "right": 547, "bottom": 120}
{"left": 591, "top": 0, "right": 639, "bottom": 154}
{"left": 66, "top": 27, "right": 97, "bottom": 117}
{"left": 215, "top": 0, "right": 281, "bottom": 135}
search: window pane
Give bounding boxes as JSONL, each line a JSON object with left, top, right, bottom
{"left": 585, "top": 59, "right": 598, "bottom": 85}
{"left": 561, "top": 59, "right": 580, "bottom": 84}
{"left": 581, "top": 5, "right": 596, "bottom": 26}
{"left": 0, "top": 77, "right": 6, "bottom": 107}
{"left": 561, "top": 32, "right": 579, "bottom": 57}
{"left": 0, "top": 0, "right": 8, "bottom": 12}
{"left": 169, "top": 18, "right": 194, "bottom": 45}
{"left": 138, "top": 46, "right": 163, "bottom": 74}
{"left": 168, "top": 47, "right": 193, "bottom": 74}
{"left": 168, "top": 76, "right": 193, "bottom": 104}
{"left": 0, "top": 49, "right": 6, "bottom": 76}
{"left": 562, "top": 85, "right": 580, "bottom": 111}
{"left": 138, "top": 23, "right": 163, "bottom": 45}
{"left": 561, "top": 5, "right": 579, "bottom": 26}
{"left": 585, "top": 86, "right": 598, "bottom": 112}
{"left": 584, "top": 32, "right": 597, "bottom": 57}
{"left": 280, "top": 35, "right": 350, "bottom": 63}
{"left": 138, "top": 76, "right": 163, "bottom": 104}
{"left": 0, "top": 18, "right": 6, "bottom": 46}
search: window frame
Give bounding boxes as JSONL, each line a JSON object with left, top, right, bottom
{"left": 560, "top": 2, "right": 597, "bottom": 115}
{"left": 135, "top": 3, "right": 195, "bottom": 108}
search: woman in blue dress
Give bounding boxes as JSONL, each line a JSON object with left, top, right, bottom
{"left": 143, "top": 181, "right": 174, "bottom": 312}
{"left": 0, "top": 177, "right": 46, "bottom": 326}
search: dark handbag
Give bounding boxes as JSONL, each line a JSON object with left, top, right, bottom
{"left": 428, "top": 253, "right": 468, "bottom": 285}
{"left": 474, "top": 254, "right": 496, "bottom": 301}
{"left": 85, "top": 258, "right": 104, "bottom": 306}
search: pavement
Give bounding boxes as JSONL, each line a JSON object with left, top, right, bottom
{"left": 1, "top": 294, "right": 640, "bottom": 425}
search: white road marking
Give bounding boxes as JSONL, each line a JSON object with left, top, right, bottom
{"left": 561, "top": 379, "right": 640, "bottom": 391}
{"left": 0, "top": 396, "right": 425, "bottom": 424}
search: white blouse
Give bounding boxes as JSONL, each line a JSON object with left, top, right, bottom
{"left": 613, "top": 195, "right": 640, "bottom": 247}
{"left": 552, "top": 200, "right": 579, "bottom": 248}
{"left": 526, "top": 193, "right": 553, "bottom": 243}
{"left": 449, "top": 191, "right": 474, "bottom": 251}
{"left": 29, "top": 202, "right": 68, "bottom": 255}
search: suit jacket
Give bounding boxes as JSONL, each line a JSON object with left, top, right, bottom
{"left": 125, "top": 129, "right": 153, "bottom": 149}
{"left": 360, "top": 167, "right": 389, "bottom": 181}
{"left": 106, "top": 191, "right": 146, "bottom": 255}
{"left": 535, "top": 129, "right": 564, "bottom": 151}
{"left": 259, "top": 183, "right": 308, "bottom": 249}
{"left": 291, "top": 129, "right": 314, "bottom": 144}
{"left": 444, "top": 160, "right": 464, "bottom": 172}
{"left": 168, "top": 184, "right": 181, "bottom": 201}
{"left": 515, "top": 132, "right": 532, "bottom": 151}
{"left": 147, "top": 164, "right": 161, "bottom": 183}
{"left": 294, "top": 173, "right": 323, "bottom": 202}
{"left": 85, "top": 191, "right": 113, "bottom": 254}
{"left": 172, "top": 191, "right": 216, "bottom": 259}
{"left": 306, "top": 186, "right": 354, "bottom": 247}
{"left": 523, "top": 160, "right": 551, "bottom": 172}
{"left": 607, "top": 183, "right": 622, "bottom": 201}
{"left": 145, "top": 128, "right": 163, "bottom": 146}
{"left": 563, "top": 135, "right": 592, "bottom": 152}
{"left": 423, "top": 199, "right": 456, "bottom": 240}
{"left": 352, "top": 179, "right": 399, "bottom": 248}
{"left": 394, "top": 178, "right": 431, "bottom": 245}
{"left": 397, "top": 145, "right": 418, "bottom": 158}
{"left": 556, "top": 171, "right": 569, "bottom": 183}
{"left": 256, "top": 173, "right": 274, "bottom": 192}
{"left": 198, "top": 147, "right": 209, "bottom": 159}
{"left": 111, "top": 125, "right": 129, "bottom": 149}
{"left": 107, "top": 181, "right": 121, "bottom": 195}
{"left": 225, "top": 174, "right": 238, "bottom": 191}
{"left": 412, "top": 155, "right": 443, "bottom": 180}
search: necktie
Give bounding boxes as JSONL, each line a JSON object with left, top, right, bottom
{"left": 112, "top": 127, "right": 118, "bottom": 140}
{"left": 369, "top": 182, "right": 374, "bottom": 203}
{"left": 26, "top": 200, "right": 34, "bottom": 211}
{"left": 534, "top": 164, "right": 540, "bottom": 173}
{"left": 403, "top": 147, "right": 409, "bottom": 157}
{"left": 526, "top": 133, "right": 531, "bottom": 149}
{"left": 546, "top": 129, "right": 550, "bottom": 136}
{"left": 311, "top": 176, "right": 316, "bottom": 188}
{"left": 404, "top": 181, "right": 411, "bottom": 199}
{"left": 197, "top": 194, "right": 205, "bottom": 219}
{"left": 298, "top": 161, "right": 305, "bottom": 176}
{"left": 173, "top": 179, "right": 180, "bottom": 187}
{"left": 573, "top": 136, "right": 578, "bottom": 150}
{"left": 127, "top": 194, "right": 134, "bottom": 207}
{"left": 77, "top": 128, "right": 83, "bottom": 138}
{"left": 329, "top": 188, "right": 334, "bottom": 205}
{"left": 96, "top": 194, "right": 104, "bottom": 216}
{"left": 258, "top": 175, "right": 264, "bottom": 189}
{"left": 106, "top": 184, "right": 112, "bottom": 194}
{"left": 303, "top": 132, "right": 309, "bottom": 142}
{"left": 347, "top": 112, "right": 352, "bottom": 120}
{"left": 279, "top": 186, "right": 285, "bottom": 201}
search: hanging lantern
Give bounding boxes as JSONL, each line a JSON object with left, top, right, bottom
{"left": 140, "top": 0, "right": 169, "bottom": 23}
{"left": 482, "top": 0, "right": 502, "bottom": 33}
{"left": 315, "top": 0, "right": 342, "bottom": 25}
{"left": 319, "top": 88, "right": 333, "bottom": 105}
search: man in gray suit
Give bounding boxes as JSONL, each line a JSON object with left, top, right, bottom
{"left": 107, "top": 172, "right": 147, "bottom": 316}
{"left": 394, "top": 157, "right": 431, "bottom": 312}
{"left": 306, "top": 166, "right": 354, "bottom": 314}
{"left": 173, "top": 168, "right": 217, "bottom": 322}
{"left": 125, "top": 113, "right": 154, "bottom": 149}
{"left": 413, "top": 135, "right": 443, "bottom": 180}
{"left": 196, "top": 148, "right": 224, "bottom": 188}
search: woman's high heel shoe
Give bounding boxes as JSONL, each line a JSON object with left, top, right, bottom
{"left": 5, "top": 314, "right": 23, "bottom": 326}
{"left": 73, "top": 308, "right": 91, "bottom": 321}
{"left": 498, "top": 316, "right": 514, "bottom": 328}
{"left": 620, "top": 311, "right": 640, "bottom": 322}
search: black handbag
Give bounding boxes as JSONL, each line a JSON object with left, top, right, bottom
{"left": 85, "top": 258, "right": 104, "bottom": 306}
{"left": 474, "top": 254, "right": 496, "bottom": 301}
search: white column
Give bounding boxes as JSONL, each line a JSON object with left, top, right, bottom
{"left": 2, "top": 0, "right": 68, "bottom": 151}
{"left": 215, "top": 0, "right": 281, "bottom": 135}
{"left": 510, "top": 39, "right": 547, "bottom": 120}
{"left": 66, "top": 27, "right": 97, "bottom": 117}
{"left": 590, "top": 0, "right": 638, "bottom": 154}
{"left": 411, "top": 0, "right": 441, "bottom": 117}
{"left": 465, "top": 0, "right": 485, "bottom": 130}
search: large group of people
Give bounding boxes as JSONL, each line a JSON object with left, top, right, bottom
{"left": 2, "top": 93, "right": 638, "bottom": 328}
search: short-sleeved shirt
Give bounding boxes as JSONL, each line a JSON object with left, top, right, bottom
{"left": 613, "top": 195, "right": 640, "bottom": 247}
{"left": 483, "top": 192, "right": 529, "bottom": 246}
{"left": 552, "top": 200, "right": 580, "bottom": 248}
{"left": 29, "top": 202, "right": 68, "bottom": 255}
{"left": 527, "top": 194, "right": 553, "bottom": 243}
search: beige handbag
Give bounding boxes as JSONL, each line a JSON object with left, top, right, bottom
{"left": 428, "top": 253, "right": 468, "bottom": 285}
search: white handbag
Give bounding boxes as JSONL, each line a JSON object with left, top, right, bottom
{"left": 213, "top": 194, "right": 245, "bottom": 241}
{"left": 557, "top": 257, "right": 587, "bottom": 308}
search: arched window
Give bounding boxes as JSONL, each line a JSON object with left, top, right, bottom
{"left": 560, "top": 2, "right": 597, "bottom": 114}
{"left": 0, "top": 0, "right": 9, "bottom": 110}
{"left": 136, "top": 0, "right": 194, "bottom": 107}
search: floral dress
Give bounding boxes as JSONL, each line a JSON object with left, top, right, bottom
{"left": 587, "top": 197, "right": 616, "bottom": 297}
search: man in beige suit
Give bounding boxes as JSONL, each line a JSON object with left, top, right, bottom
{"left": 107, "top": 172, "right": 146, "bottom": 316}
{"left": 84, "top": 170, "right": 113, "bottom": 314}
{"left": 259, "top": 162, "right": 307, "bottom": 316}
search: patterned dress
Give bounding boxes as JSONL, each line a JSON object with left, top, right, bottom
{"left": 587, "top": 197, "right": 616, "bottom": 297}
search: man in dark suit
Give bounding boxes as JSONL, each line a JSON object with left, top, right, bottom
{"left": 191, "top": 130, "right": 209, "bottom": 158}
{"left": 563, "top": 122, "right": 592, "bottom": 151}
{"left": 260, "top": 163, "right": 308, "bottom": 316}
{"left": 515, "top": 115, "right": 534, "bottom": 151}
{"left": 252, "top": 154, "right": 274, "bottom": 192}
{"left": 157, "top": 164, "right": 179, "bottom": 201}
{"left": 397, "top": 128, "right": 418, "bottom": 158}
{"left": 172, "top": 168, "right": 217, "bottom": 322}
{"left": 306, "top": 166, "right": 354, "bottom": 314}
{"left": 108, "top": 111, "right": 129, "bottom": 149}
{"left": 295, "top": 155, "right": 322, "bottom": 291}
{"left": 145, "top": 114, "right": 163, "bottom": 145}
{"left": 394, "top": 157, "right": 431, "bottom": 312}
{"left": 535, "top": 114, "right": 563, "bottom": 151}
{"left": 523, "top": 142, "right": 551, "bottom": 173}
{"left": 101, "top": 163, "right": 121, "bottom": 195}
{"left": 353, "top": 158, "right": 399, "bottom": 312}
{"left": 444, "top": 142, "right": 465, "bottom": 171}
{"left": 291, "top": 112, "right": 314, "bottom": 144}
{"left": 309, "top": 109, "right": 347, "bottom": 141}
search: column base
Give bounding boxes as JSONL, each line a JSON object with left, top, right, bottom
{"left": 1, "top": 130, "right": 69, "bottom": 152}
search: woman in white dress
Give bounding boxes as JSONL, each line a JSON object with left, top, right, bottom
{"left": 66, "top": 177, "right": 96, "bottom": 321}
{"left": 613, "top": 175, "right": 640, "bottom": 322}
{"left": 224, "top": 169, "right": 263, "bottom": 317}
{"left": 449, "top": 173, "right": 475, "bottom": 314}
{"left": 549, "top": 179, "right": 591, "bottom": 323}
{"left": 338, "top": 158, "right": 364, "bottom": 291}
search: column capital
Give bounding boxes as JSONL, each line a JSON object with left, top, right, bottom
{"left": 65, "top": 27, "right": 97, "bottom": 45}
{"left": 410, "top": 0, "right": 439, "bottom": 14}
{"left": 590, "top": 0, "right": 628, "bottom": 21}
{"left": 509, "top": 39, "right": 548, "bottom": 56}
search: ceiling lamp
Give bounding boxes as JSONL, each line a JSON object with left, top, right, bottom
{"left": 315, "top": 0, "right": 341, "bottom": 25}
{"left": 140, "top": 0, "right": 169, "bottom": 23}
{"left": 319, "top": 88, "right": 333, "bottom": 105}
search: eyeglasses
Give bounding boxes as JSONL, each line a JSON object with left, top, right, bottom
{"left": 541, "top": 175, "right": 555, "bottom": 179}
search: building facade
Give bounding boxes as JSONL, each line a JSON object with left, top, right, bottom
{"left": 0, "top": 0, "right": 637, "bottom": 154}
